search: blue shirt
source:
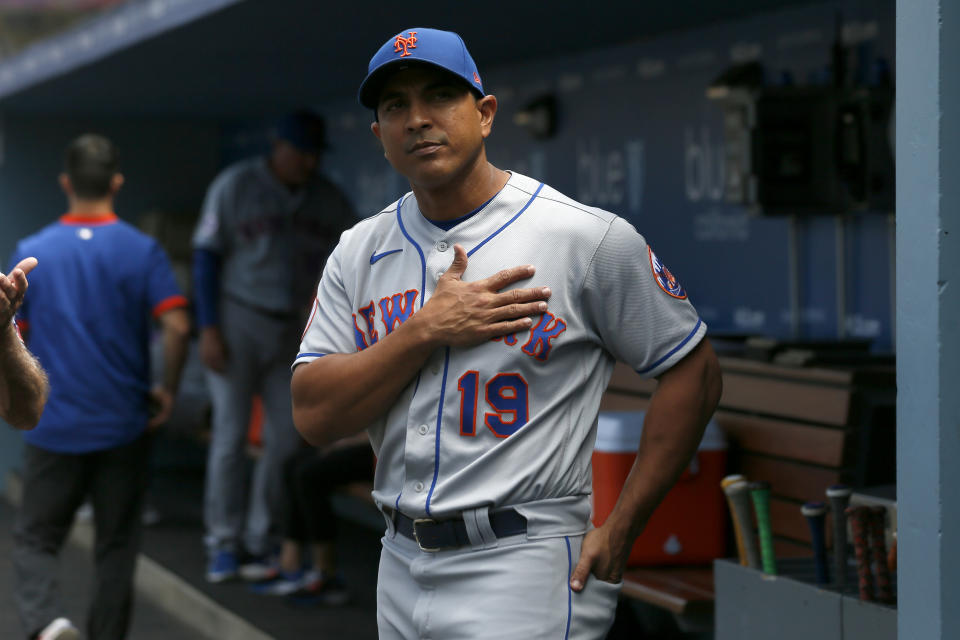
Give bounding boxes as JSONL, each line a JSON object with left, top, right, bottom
{"left": 10, "top": 213, "right": 187, "bottom": 453}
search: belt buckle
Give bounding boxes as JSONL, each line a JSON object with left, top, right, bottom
{"left": 413, "top": 518, "right": 442, "bottom": 552}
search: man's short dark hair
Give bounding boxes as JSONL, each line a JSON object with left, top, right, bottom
{"left": 64, "top": 134, "right": 120, "bottom": 199}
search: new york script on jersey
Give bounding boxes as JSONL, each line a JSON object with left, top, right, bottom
{"left": 351, "top": 288, "right": 567, "bottom": 361}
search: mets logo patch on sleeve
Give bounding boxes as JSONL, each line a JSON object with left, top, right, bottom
{"left": 648, "top": 247, "right": 687, "bottom": 299}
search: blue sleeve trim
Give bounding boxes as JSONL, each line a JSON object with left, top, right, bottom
{"left": 564, "top": 536, "right": 573, "bottom": 639}
{"left": 192, "top": 248, "right": 221, "bottom": 328}
{"left": 636, "top": 319, "right": 703, "bottom": 375}
{"left": 296, "top": 352, "right": 327, "bottom": 359}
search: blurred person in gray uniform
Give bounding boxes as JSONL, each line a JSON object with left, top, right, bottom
{"left": 192, "top": 110, "right": 356, "bottom": 582}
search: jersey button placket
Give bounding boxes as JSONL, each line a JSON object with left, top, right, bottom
{"left": 418, "top": 424, "right": 429, "bottom": 435}
{"left": 436, "top": 240, "right": 449, "bottom": 252}
{"left": 414, "top": 481, "right": 425, "bottom": 493}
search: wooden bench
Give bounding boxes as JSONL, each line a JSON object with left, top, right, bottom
{"left": 600, "top": 354, "right": 895, "bottom": 629}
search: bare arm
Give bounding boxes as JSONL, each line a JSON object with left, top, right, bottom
{"left": 0, "top": 257, "right": 48, "bottom": 429}
{"left": 570, "top": 338, "right": 723, "bottom": 589}
{"left": 148, "top": 307, "right": 191, "bottom": 428}
{"left": 291, "top": 244, "right": 552, "bottom": 447}
{"left": 0, "top": 323, "right": 48, "bottom": 430}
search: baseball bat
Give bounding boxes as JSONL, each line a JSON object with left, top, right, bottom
{"left": 846, "top": 505, "right": 874, "bottom": 601}
{"left": 721, "top": 475, "right": 761, "bottom": 569}
{"left": 867, "top": 506, "right": 894, "bottom": 604}
{"left": 826, "top": 484, "right": 852, "bottom": 592}
{"left": 802, "top": 501, "right": 830, "bottom": 585}
{"left": 749, "top": 481, "right": 777, "bottom": 575}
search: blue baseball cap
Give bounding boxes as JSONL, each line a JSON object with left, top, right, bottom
{"left": 275, "top": 110, "right": 327, "bottom": 152}
{"left": 358, "top": 27, "right": 485, "bottom": 109}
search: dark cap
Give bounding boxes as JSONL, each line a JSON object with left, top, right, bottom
{"left": 275, "top": 110, "right": 327, "bottom": 153}
{"left": 358, "top": 27, "right": 485, "bottom": 109}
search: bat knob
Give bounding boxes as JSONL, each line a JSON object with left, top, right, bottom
{"left": 826, "top": 484, "right": 852, "bottom": 499}
{"left": 721, "top": 474, "right": 747, "bottom": 489}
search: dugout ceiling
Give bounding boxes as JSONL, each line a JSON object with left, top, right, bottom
{"left": 0, "top": 0, "right": 824, "bottom": 118}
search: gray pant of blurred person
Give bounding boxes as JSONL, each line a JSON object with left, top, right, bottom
{"left": 13, "top": 434, "right": 151, "bottom": 640}
{"left": 203, "top": 296, "right": 303, "bottom": 557}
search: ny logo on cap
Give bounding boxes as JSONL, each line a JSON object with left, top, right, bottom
{"left": 394, "top": 31, "right": 418, "bottom": 57}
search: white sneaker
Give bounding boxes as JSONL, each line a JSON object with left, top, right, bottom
{"left": 36, "top": 617, "right": 80, "bottom": 640}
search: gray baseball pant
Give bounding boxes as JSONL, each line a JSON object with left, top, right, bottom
{"left": 203, "top": 297, "right": 304, "bottom": 557}
{"left": 376, "top": 525, "right": 620, "bottom": 639}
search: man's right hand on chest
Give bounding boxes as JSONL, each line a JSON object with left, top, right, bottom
{"left": 415, "top": 244, "right": 552, "bottom": 349}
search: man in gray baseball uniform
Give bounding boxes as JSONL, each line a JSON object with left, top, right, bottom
{"left": 192, "top": 110, "right": 356, "bottom": 582}
{"left": 292, "top": 28, "right": 722, "bottom": 638}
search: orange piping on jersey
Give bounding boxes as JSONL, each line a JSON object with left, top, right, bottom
{"left": 60, "top": 213, "right": 118, "bottom": 226}
{"left": 152, "top": 295, "right": 188, "bottom": 318}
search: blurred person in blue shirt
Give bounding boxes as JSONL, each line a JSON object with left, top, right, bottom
{"left": 9, "top": 134, "right": 190, "bottom": 640}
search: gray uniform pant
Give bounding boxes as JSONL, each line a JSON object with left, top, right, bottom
{"left": 12, "top": 434, "right": 151, "bottom": 640}
{"left": 377, "top": 526, "right": 621, "bottom": 639}
{"left": 203, "top": 297, "right": 303, "bottom": 556}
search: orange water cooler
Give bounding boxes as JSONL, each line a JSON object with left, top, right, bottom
{"left": 591, "top": 411, "right": 728, "bottom": 566}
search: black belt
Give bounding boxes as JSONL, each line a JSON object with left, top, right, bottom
{"left": 395, "top": 509, "right": 527, "bottom": 552}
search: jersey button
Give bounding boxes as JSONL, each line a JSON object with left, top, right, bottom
{"left": 436, "top": 240, "right": 449, "bottom": 252}
{"left": 414, "top": 481, "right": 425, "bottom": 492}
{"left": 418, "top": 424, "right": 429, "bottom": 435}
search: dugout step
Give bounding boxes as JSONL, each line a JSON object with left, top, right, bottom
{"left": 714, "top": 557, "right": 896, "bottom": 640}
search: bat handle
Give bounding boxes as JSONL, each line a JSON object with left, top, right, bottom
{"left": 827, "top": 484, "right": 852, "bottom": 592}
{"left": 802, "top": 502, "right": 830, "bottom": 585}
{"left": 723, "top": 475, "right": 762, "bottom": 569}
{"left": 868, "top": 506, "right": 894, "bottom": 604}
{"left": 749, "top": 481, "right": 777, "bottom": 575}
{"left": 846, "top": 505, "right": 874, "bottom": 601}
{"left": 721, "top": 475, "right": 750, "bottom": 566}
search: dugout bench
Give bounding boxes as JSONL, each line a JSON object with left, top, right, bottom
{"left": 599, "top": 352, "right": 895, "bottom": 632}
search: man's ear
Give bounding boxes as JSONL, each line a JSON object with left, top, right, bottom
{"left": 370, "top": 121, "right": 389, "bottom": 158}
{"left": 477, "top": 95, "right": 498, "bottom": 139}
{"left": 58, "top": 173, "right": 72, "bottom": 196}
{"left": 110, "top": 173, "right": 125, "bottom": 193}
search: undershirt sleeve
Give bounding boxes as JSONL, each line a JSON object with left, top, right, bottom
{"left": 192, "top": 248, "right": 221, "bottom": 327}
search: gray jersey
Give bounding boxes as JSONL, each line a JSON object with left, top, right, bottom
{"left": 295, "top": 171, "right": 705, "bottom": 538}
{"left": 192, "top": 157, "right": 355, "bottom": 314}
